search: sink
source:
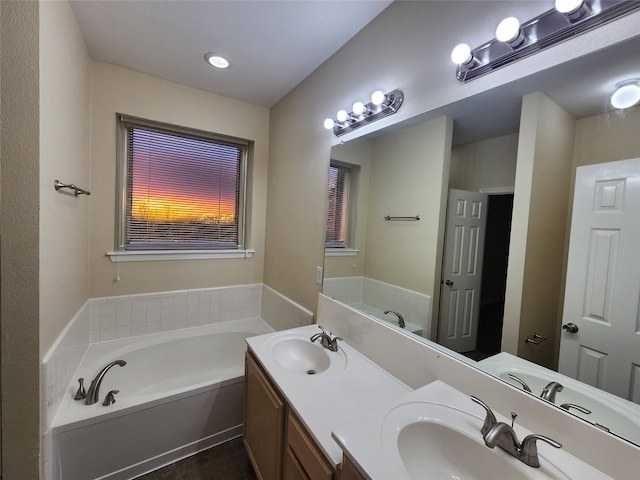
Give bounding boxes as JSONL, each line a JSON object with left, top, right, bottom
{"left": 381, "top": 401, "right": 571, "bottom": 480}
{"left": 269, "top": 336, "right": 347, "bottom": 375}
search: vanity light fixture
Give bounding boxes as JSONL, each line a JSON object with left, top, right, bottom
{"left": 611, "top": 80, "right": 640, "bottom": 110}
{"left": 204, "top": 52, "right": 231, "bottom": 69}
{"left": 324, "top": 89, "right": 404, "bottom": 137}
{"left": 452, "top": 0, "right": 640, "bottom": 83}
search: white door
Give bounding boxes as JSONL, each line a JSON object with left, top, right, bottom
{"left": 438, "top": 189, "right": 488, "bottom": 352}
{"left": 558, "top": 158, "right": 640, "bottom": 402}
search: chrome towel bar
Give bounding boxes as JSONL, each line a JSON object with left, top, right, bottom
{"left": 54, "top": 179, "right": 90, "bottom": 196}
{"left": 384, "top": 215, "right": 420, "bottom": 221}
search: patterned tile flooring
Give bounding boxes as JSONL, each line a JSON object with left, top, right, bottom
{"left": 134, "top": 437, "right": 257, "bottom": 480}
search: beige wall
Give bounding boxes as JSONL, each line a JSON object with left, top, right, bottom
{"left": 1, "top": 2, "right": 41, "bottom": 478}
{"left": 265, "top": 0, "right": 639, "bottom": 315}
{"left": 39, "top": 0, "right": 91, "bottom": 357}
{"left": 325, "top": 138, "right": 371, "bottom": 279}
{"left": 450, "top": 133, "right": 518, "bottom": 191}
{"left": 502, "top": 92, "right": 575, "bottom": 369}
{"left": 365, "top": 117, "right": 452, "bottom": 300}
{"left": 88, "top": 62, "right": 269, "bottom": 298}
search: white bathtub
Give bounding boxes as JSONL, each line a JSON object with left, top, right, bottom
{"left": 51, "top": 317, "right": 273, "bottom": 480}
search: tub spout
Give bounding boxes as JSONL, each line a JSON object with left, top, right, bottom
{"left": 85, "top": 360, "right": 126, "bottom": 405}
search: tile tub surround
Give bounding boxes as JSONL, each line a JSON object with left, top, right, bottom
{"left": 41, "top": 284, "right": 312, "bottom": 478}
{"left": 322, "top": 276, "right": 431, "bottom": 334}
{"left": 317, "top": 294, "right": 640, "bottom": 479}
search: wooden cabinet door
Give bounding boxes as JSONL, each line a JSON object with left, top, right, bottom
{"left": 286, "top": 411, "right": 334, "bottom": 480}
{"left": 244, "top": 351, "right": 285, "bottom": 480}
{"left": 339, "top": 455, "right": 367, "bottom": 480}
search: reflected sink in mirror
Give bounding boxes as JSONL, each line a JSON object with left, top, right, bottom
{"left": 267, "top": 334, "right": 347, "bottom": 376}
{"left": 479, "top": 353, "right": 640, "bottom": 445}
{"left": 381, "top": 401, "right": 571, "bottom": 480}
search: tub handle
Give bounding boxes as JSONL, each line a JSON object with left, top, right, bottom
{"left": 103, "top": 390, "right": 119, "bottom": 406}
{"left": 74, "top": 378, "right": 87, "bottom": 401}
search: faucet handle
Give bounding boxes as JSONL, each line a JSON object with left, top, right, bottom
{"left": 470, "top": 396, "right": 497, "bottom": 435}
{"left": 520, "top": 434, "right": 562, "bottom": 468}
{"left": 103, "top": 390, "right": 119, "bottom": 406}
{"left": 74, "top": 378, "right": 87, "bottom": 400}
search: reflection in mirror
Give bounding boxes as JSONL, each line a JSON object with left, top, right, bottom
{"left": 322, "top": 36, "right": 640, "bottom": 446}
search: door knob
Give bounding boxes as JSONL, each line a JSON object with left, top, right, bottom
{"left": 562, "top": 323, "right": 579, "bottom": 333}
{"left": 445, "top": 280, "right": 454, "bottom": 286}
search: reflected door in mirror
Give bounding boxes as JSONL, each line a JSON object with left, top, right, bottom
{"left": 559, "top": 158, "right": 640, "bottom": 403}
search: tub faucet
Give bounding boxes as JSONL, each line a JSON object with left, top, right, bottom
{"left": 540, "top": 381, "right": 564, "bottom": 403}
{"left": 383, "top": 309, "right": 405, "bottom": 328}
{"left": 470, "top": 396, "right": 562, "bottom": 468}
{"left": 85, "top": 360, "right": 126, "bottom": 405}
{"left": 310, "top": 325, "right": 342, "bottom": 352}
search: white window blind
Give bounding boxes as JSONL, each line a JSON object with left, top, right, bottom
{"left": 326, "top": 164, "right": 350, "bottom": 247}
{"left": 118, "top": 116, "right": 247, "bottom": 250}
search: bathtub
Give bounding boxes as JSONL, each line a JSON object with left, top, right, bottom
{"left": 51, "top": 317, "right": 273, "bottom": 480}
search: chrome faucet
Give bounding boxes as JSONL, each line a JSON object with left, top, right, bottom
{"left": 506, "top": 373, "right": 532, "bottom": 392}
{"left": 383, "top": 309, "right": 405, "bottom": 328}
{"left": 85, "top": 360, "right": 126, "bottom": 405}
{"left": 310, "top": 325, "right": 342, "bottom": 352}
{"left": 540, "top": 381, "right": 564, "bottom": 402}
{"left": 470, "top": 396, "right": 562, "bottom": 468}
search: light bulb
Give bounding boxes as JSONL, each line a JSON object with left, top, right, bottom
{"left": 323, "top": 118, "right": 335, "bottom": 130}
{"left": 611, "top": 82, "right": 640, "bottom": 110}
{"left": 352, "top": 101, "right": 366, "bottom": 115}
{"left": 451, "top": 43, "right": 472, "bottom": 65}
{"left": 204, "top": 53, "right": 230, "bottom": 69}
{"left": 496, "top": 17, "right": 521, "bottom": 43}
{"left": 336, "top": 110, "right": 349, "bottom": 123}
{"left": 555, "top": 0, "right": 584, "bottom": 14}
{"left": 371, "top": 90, "right": 386, "bottom": 106}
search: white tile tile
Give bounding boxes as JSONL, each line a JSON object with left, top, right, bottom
{"left": 100, "top": 327, "right": 116, "bottom": 342}
{"left": 116, "top": 312, "right": 131, "bottom": 327}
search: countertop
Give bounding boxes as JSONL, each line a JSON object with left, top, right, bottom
{"left": 245, "top": 324, "right": 411, "bottom": 466}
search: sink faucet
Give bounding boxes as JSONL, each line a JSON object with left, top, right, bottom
{"left": 85, "top": 360, "right": 126, "bottom": 405}
{"left": 470, "top": 396, "right": 562, "bottom": 468}
{"left": 540, "top": 381, "right": 564, "bottom": 402}
{"left": 310, "top": 325, "right": 342, "bottom": 352}
{"left": 383, "top": 309, "right": 405, "bottom": 328}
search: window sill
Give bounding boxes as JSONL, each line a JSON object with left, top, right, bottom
{"left": 324, "top": 248, "right": 360, "bottom": 257}
{"left": 107, "top": 249, "right": 255, "bottom": 262}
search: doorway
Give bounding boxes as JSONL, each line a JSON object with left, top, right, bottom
{"left": 472, "top": 193, "right": 513, "bottom": 360}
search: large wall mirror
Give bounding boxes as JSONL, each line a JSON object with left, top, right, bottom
{"left": 323, "top": 35, "right": 640, "bottom": 447}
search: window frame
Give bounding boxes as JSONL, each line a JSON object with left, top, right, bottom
{"left": 112, "top": 114, "right": 250, "bottom": 259}
{"left": 325, "top": 160, "right": 359, "bottom": 253}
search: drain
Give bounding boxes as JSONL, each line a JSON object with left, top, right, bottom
{"left": 306, "top": 370, "right": 316, "bottom": 375}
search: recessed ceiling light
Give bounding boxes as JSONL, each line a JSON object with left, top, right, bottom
{"left": 204, "top": 53, "right": 230, "bottom": 69}
{"left": 611, "top": 80, "right": 640, "bottom": 110}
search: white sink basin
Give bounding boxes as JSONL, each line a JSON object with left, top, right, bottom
{"left": 267, "top": 333, "right": 347, "bottom": 376}
{"left": 381, "top": 400, "right": 573, "bottom": 480}
{"left": 478, "top": 352, "right": 640, "bottom": 444}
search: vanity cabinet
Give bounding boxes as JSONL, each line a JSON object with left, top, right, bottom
{"left": 244, "top": 350, "right": 286, "bottom": 480}
{"left": 338, "top": 455, "right": 367, "bottom": 480}
{"left": 243, "top": 350, "right": 335, "bottom": 480}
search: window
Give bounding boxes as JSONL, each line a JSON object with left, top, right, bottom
{"left": 326, "top": 163, "right": 350, "bottom": 248}
{"left": 115, "top": 115, "right": 248, "bottom": 253}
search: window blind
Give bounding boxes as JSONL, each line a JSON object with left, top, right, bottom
{"left": 123, "top": 124, "right": 245, "bottom": 250}
{"left": 326, "top": 164, "right": 349, "bottom": 247}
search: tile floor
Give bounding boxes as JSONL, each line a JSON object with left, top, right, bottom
{"left": 134, "top": 437, "right": 256, "bottom": 480}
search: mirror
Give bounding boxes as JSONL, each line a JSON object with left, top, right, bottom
{"left": 323, "top": 36, "right": 640, "bottom": 446}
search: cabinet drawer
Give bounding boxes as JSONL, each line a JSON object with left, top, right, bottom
{"left": 286, "top": 412, "right": 334, "bottom": 480}
{"left": 283, "top": 446, "right": 309, "bottom": 480}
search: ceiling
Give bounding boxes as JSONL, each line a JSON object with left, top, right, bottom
{"left": 69, "top": 0, "right": 392, "bottom": 107}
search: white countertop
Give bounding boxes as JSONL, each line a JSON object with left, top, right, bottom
{"left": 245, "top": 324, "right": 411, "bottom": 466}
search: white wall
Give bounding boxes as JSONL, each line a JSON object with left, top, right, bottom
{"left": 88, "top": 62, "right": 270, "bottom": 298}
